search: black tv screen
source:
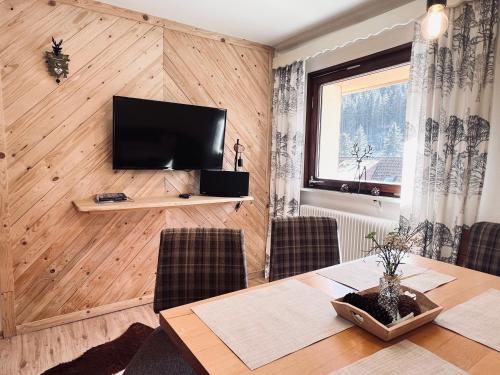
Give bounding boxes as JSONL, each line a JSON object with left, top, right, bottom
{"left": 113, "top": 96, "right": 226, "bottom": 170}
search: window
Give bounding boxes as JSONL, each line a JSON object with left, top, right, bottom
{"left": 304, "top": 44, "right": 412, "bottom": 197}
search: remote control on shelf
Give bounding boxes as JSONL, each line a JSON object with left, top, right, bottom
{"left": 95, "top": 193, "right": 129, "bottom": 203}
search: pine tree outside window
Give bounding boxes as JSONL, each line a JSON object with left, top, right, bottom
{"left": 304, "top": 44, "right": 412, "bottom": 197}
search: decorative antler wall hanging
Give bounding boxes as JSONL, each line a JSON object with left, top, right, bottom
{"left": 45, "top": 37, "right": 70, "bottom": 83}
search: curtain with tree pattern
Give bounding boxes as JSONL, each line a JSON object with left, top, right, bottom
{"left": 401, "top": 0, "right": 498, "bottom": 263}
{"left": 266, "top": 61, "right": 306, "bottom": 276}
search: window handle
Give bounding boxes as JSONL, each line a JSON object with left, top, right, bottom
{"left": 308, "top": 176, "right": 325, "bottom": 186}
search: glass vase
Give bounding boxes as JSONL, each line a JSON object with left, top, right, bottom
{"left": 378, "top": 275, "right": 400, "bottom": 322}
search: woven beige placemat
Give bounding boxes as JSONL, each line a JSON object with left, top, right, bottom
{"left": 192, "top": 279, "right": 353, "bottom": 370}
{"left": 401, "top": 270, "right": 456, "bottom": 293}
{"left": 330, "top": 340, "right": 468, "bottom": 374}
{"left": 435, "top": 289, "right": 500, "bottom": 352}
{"left": 317, "top": 256, "right": 428, "bottom": 291}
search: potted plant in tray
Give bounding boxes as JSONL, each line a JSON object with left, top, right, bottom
{"left": 365, "top": 226, "right": 421, "bottom": 320}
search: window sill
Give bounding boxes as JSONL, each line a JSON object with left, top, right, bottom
{"left": 301, "top": 188, "right": 401, "bottom": 204}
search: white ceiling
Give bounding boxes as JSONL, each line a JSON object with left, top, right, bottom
{"left": 100, "top": 0, "right": 413, "bottom": 47}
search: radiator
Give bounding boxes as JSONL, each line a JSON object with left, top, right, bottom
{"left": 300, "top": 205, "right": 397, "bottom": 262}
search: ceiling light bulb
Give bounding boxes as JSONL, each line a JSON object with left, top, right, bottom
{"left": 422, "top": 3, "right": 448, "bottom": 40}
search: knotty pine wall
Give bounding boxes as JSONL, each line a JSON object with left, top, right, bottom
{"left": 0, "top": 0, "right": 273, "bottom": 337}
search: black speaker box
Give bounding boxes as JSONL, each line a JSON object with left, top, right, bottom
{"left": 200, "top": 170, "right": 249, "bottom": 197}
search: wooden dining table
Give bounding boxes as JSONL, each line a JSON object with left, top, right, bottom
{"left": 159, "top": 255, "right": 500, "bottom": 374}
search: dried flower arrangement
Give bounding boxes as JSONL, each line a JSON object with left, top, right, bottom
{"left": 365, "top": 226, "right": 422, "bottom": 277}
{"left": 364, "top": 225, "right": 422, "bottom": 320}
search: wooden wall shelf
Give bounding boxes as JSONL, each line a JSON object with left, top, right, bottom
{"left": 73, "top": 195, "right": 254, "bottom": 213}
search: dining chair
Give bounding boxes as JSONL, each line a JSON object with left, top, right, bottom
{"left": 125, "top": 228, "right": 248, "bottom": 375}
{"left": 123, "top": 328, "right": 196, "bottom": 375}
{"left": 462, "top": 222, "right": 500, "bottom": 276}
{"left": 268, "top": 216, "right": 340, "bottom": 282}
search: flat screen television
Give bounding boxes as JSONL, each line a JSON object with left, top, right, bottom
{"left": 113, "top": 96, "right": 226, "bottom": 170}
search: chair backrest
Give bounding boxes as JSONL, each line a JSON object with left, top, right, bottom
{"left": 463, "top": 222, "right": 500, "bottom": 276}
{"left": 269, "top": 216, "right": 340, "bottom": 282}
{"left": 153, "top": 228, "right": 248, "bottom": 312}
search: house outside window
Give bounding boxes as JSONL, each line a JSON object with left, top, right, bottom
{"left": 304, "top": 44, "right": 412, "bottom": 197}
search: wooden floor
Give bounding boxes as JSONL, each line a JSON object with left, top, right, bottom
{"left": 0, "top": 277, "right": 267, "bottom": 375}
{"left": 0, "top": 304, "right": 157, "bottom": 375}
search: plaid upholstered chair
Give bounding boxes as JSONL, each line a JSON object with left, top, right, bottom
{"left": 125, "top": 228, "right": 247, "bottom": 375}
{"left": 153, "top": 227, "right": 248, "bottom": 312}
{"left": 461, "top": 222, "right": 500, "bottom": 276}
{"left": 268, "top": 216, "right": 340, "bottom": 282}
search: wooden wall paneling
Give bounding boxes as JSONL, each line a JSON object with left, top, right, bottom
{"left": 56, "top": 0, "right": 273, "bottom": 53}
{"left": 193, "top": 38, "right": 270, "bottom": 191}
{"left": 99, "top": 205, "right": 176, "bottom": 304}
{"left": 12, "top": 143, "right": 111, "bottom": 279}
{"left": 3, "top": 17, "right": 148, "bottom": 145}
{"left": 0, "top": 4, "right": 76, "bottom": 75}
{"left": 138, "top": 273, "right": 157, "bottom": 298}
{"left": 5, "top": 20, "right": 153, "bottom": 186}
{"left": 0, "top": 1, "right": 58, "bottom": 44}
{"left": 162, "top": 29, "right": 271, "bottom": 272}
{"left": 211, "top": 43, "right": 270, "bottom": 264}
{"left": 0, "top": 1, "right": 40, "bottom": 28}
{"left": 236, "top": 43, "right": 275, "bottom": 204}
{"left": 70, "top": 209, "right": 167, "bottom": 309}
{"left": 2, "top": 5, "right": 100, "bottom": 118}
{"left": 2, "top": 3, "right": 94, "bottom": 64}
{"left": 3, "top": 10, "right": 120, "bottom": 111}
{"left": 14, "top": 62, "right": 165, "bottom": 322}
{"left": 0, "top": 0, "right": 272, "bottom": 334}
{"left": 0, "top": 71, "right": 16, "bottom": 337}
{"left": 16, "top": 212, "right": 143, "bottom": 323}
{"left": 11, "top": 119, "right": 132, "bottom": 285}
{"left": 96, "top": 229, "right": 161, "bottom": 304}
{"left": 15, "top": 297, "right": 156, "bottom": 337}
{"left": 7, "top": 23, "right": 162, "bottom": 324}
{"left": 14, "top": 157, "right": 160, "bottom": 291}
{"left": 24, "top": 168, "right": 164, "bottom": 321}
{"left": 165, "top": 33, "right": 270, "bottom": 164}
{"left": 9, "top": 83, "right": 163, "bottom": 300}
{"left": 164, "top": 33, "right": 268, "bottom": 161}
{"left": 160, "top": 49, "right": 268, "bottom": 259}
{"left": 47, "top": 214, "right": 151, "bottom": 318}
{"left": 57, "top": 175, "right": 167, "bottom": 315}
{"left": 0, "top": 292, "right": 15, "bottom": 337}
{"left": 264, "top": 45, "right": 275, "bottom": 260}
{"left": 8, "top": 37, "right": 163, "bottom": 271}
{"left": 8, "top": 25, "right": 163, "bottom": 204}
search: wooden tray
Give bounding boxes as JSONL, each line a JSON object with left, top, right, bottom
{"left": 331, "top": 286, "right": 443, "bottom": 341}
